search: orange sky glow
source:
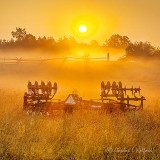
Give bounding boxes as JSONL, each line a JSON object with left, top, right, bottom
{"left": 0, "top": 0, "right": 160, "bottom": 46}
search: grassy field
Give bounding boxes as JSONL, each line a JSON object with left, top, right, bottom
{"left": 0, "top": 60, "right": 160, "bottom": 159}
{"left": 0, "top": 90, "right": 160, "bottom": 160}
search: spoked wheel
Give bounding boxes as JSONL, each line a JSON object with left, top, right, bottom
{"left": 112, "top": 81, "right": 117, "bottom": 95}
{"left": 53, "top": 82, "right": 58, "bottom": 95}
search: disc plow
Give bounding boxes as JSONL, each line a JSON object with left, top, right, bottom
{"left": 101, "top": 81, "right": 146, "bottom": 111}
{"left": 23, "top": 81, "right": 146, "bottom": 115}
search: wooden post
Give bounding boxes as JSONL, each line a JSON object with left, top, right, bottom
{"left": 127, "top": 95, "right": 130, "bottom": 109}
{"left": 140, "top": 96, "right": 144, "bottom": 110}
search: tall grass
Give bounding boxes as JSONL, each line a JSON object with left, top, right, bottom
{"left": 0, "top": 90, "right": 159, "bottom": 159}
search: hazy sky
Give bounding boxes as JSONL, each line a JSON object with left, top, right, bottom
{"left": 0, "top": 0, "right": 160, "bottom": 46}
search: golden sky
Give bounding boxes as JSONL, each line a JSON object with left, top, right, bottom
{"left": 0, "top": 0, "right": 160, "bottom": 46}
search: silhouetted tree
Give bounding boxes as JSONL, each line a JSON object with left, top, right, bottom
{"left": 104, "top": 34, "right": 130, "bottom": 49}
{"left": 152, "top": 47, "right": 160, "bottom": 58}
{"left": 90, "top": 40, "right": 99, "bottom": 47}
{"left": 7, "top": 38, "right": 15, "bottom": 48}
{"left": 1, "top": 27, "right": 160, "bottom": 61}
{"left": 24, "top": 34, "right": 36, "bottom": 41}
{"left": 68, "top": 37, "right": 77, "bottom": 46}
{"left": 125, "top": 42, "right": 155, "bottom": 59}
{"left": 0, "top": 39, "right": 2, "bottom": 48}
{"left": 1, "top": 40, "right": 8, "bottom": 49}
{"left": 22, "top": 34, "right": 36, "bottom": 49}
{"left": 36, "top": 36, "right": 56, "bottom": 50}
{"left": 11, "top": 28, "right": 27, "bottom": 41}
{"left": 56, "top": 36, "right": 77, "bottom": 51}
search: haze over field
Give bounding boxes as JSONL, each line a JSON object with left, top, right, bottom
{"left": 1, "top": 0, "right": 160, "bottom": 46}
{"left": 0, "top": 59, "right": 160, "bottom": 111}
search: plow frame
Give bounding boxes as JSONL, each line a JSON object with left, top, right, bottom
{"left": 101, "top": 81, "right": 146, "bottom": 111}
{"left": 23, "top": 81, "right": 58, "bottom": 112}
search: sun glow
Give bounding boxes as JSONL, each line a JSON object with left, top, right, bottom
{"left": 71, "top": 15, "right": 99, "bottom": 39}
{"left": 79, "top": 25, "right": 87, "bottom": 33}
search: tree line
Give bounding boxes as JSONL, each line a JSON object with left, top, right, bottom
{"left": 0, "top": 28, "right": 160, "bottom": 60}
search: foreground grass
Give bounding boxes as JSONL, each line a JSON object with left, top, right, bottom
{"left": 0, "top": 91, "right": 160, "bottom": 160}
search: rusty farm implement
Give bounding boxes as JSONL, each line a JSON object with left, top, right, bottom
{"left": 101, "top": 81, "right": 146, "bottom": 111}
{"left": 23, "top": 81, "right": 59, "bottom": 114}
{"left": 23, "top": 81, "right": 146, "bottom": 114}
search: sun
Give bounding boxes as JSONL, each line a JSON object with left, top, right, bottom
{"left": 79, "top": 25, "right": 87, "bottom": 33}
{"left": 71, "top": 15, "right": 99, "bottom": 38}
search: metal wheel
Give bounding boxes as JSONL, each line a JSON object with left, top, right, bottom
{"left": 47, "top": 81, "right": 52, "bottom": 94}
{"left": 41, "top": 81, "right": 46, "bottom": 94}
{"left": 112, "top": 81, "right": 117, "bottom": 95}
{"left": 106, "top": 81, "right": 111, "bottom": 94}
{"left": 28, "top": 81, "right": 32, "bottom": 95}
{"left": 34, "top": 81, "right": 39, "bottom": 94}
{"left": 101, "top": 81, "right": 105, "bottom": 92}
{"left": 53, "top": 82, "right": 57, "bottom": 95}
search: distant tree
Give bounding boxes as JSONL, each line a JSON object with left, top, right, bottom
{"left": 90, "top": 40, "right": 99, "bottom": 47}
{"left": 45, "top": 37, "right": 56, "bottom": 50}
{"left": 0, "top": 39, "right": 2, "bottom": 48}
{"left": 57, "top": 36, "right": 71, "bottom": 50}
{"left": 1, "top": 40, "right": 7, "bottom": 48}
{"left": 152, "top": 47, "right": 160, "bottom": 58}
{"left": 7, "top": 38, "right": 15, "bottom": 48}
{"left": 11, "top": 28, "right": 27, "bottom": 41}
{"left": 104, "top": 34, "right": 130, "bottom": 49}
{"left": 125, "top": 41, "right": 155, "bottom": 59}
{"left": 36, "top": 36, "right": 56, "bottom": 50}
{"left": 22, "top": 34, "right": 36, "bottom": 49}
{"left": 47, "top": 37, "right": 56, "bottom": 46}
{"left": 24, "top": 34, "right": 36, "bottom": 41}
{"left": 68, "top": 37, "right": 77, "bottom": 46}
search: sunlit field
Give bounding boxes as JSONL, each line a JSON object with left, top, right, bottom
{"left": 0, "top": 60, "right": 160, "bottom": 159}
{"left": 0, "top": 90, "right": 160, "bottom": 159}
